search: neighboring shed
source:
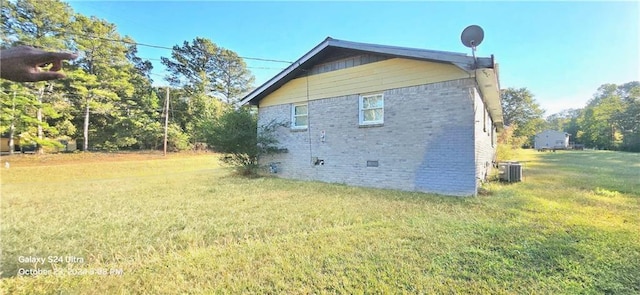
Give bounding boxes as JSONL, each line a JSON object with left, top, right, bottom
{"left": 1, "top": 137, "right": 20, "bottom": 154}
{"left": 535, "top": 130, "right": 570, "bottom": 150}
{"left": 240, "top": 37, "right": 503, "bottom": 196}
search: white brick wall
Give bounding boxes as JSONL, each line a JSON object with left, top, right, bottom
{"left": 473, "top": 88, "right": 498, "bottom": 189}
{"left": 258, "top": 78, "right": 496, "bottom": 196}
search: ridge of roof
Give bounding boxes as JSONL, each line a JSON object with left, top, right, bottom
{"left": 327, "top": 37, "right": 468, "bottom": 57}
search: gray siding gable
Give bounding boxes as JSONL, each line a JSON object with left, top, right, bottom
{"left": 305, "top": 53, "right": 391, "bottom": 76}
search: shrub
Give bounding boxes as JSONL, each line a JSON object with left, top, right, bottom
{"left": 167, "top": 123, "right": 192, "bottom": 151}
{"left": 497, "top": 124, "right": 527, "bottom": 162}
{"left": 205, "top": 107, "right": 284, "bottom": 176}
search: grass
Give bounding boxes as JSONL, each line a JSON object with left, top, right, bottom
{"left": 1, "top": 150, "right": 638, "bottom": 294}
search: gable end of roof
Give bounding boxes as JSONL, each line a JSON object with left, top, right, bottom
{"left": 240, "top": 37, "right": 494, "bottom": 106}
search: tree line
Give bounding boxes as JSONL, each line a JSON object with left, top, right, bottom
{"left": 2, "top": 0, "right": 637, "bottom": 157}
{"left": 1, "top": 0, "right": 254, "bottom": 153}
{"left": 501, "top": 81, "right": 639, "bottom": 152}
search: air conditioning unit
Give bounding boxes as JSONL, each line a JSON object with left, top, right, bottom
{"left": 499, "top": 162, "right": 522, "bottom": 182}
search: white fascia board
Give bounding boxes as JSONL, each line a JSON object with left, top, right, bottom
{"left": 475, "top": 68, "right": 504, "bottom": 131}
{"left": 239, "top": 39, "right": 332, "bottom": 106}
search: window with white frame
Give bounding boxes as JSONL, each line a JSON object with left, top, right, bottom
{"left": 291, "top": 103, "right": 308, "bottom": 129}
{"left": 359, "top": 94, "right": 384, "bottom": 125}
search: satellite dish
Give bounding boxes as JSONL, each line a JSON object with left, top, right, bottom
{"left": 461, "top": 25, "right": 484, "bottom": 48}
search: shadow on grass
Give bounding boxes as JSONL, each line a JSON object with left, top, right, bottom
{"left": 439, "top": 217, "right": 640, "bottom": 294}
{"left": 535, "top": 150, "right": 639, "bottom": 195}
{"left": 243, "top": 176, "right": 481, "bottom": 206}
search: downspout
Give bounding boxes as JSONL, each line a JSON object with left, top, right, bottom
{"left": 304, "top": 69, "right": 313, "bottom": 167}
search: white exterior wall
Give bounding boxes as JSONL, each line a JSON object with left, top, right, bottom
{"left": 473, "top": 88, "right": 498, "bottom": 188}
{"left": 258, "top": 78, "right": 494, "bottom": 196}
{"left": 534, "top": 130, "right": 570, "bottom": 150}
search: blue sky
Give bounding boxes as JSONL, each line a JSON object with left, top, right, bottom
{"left": 67, "top": 1, "right": 639, "bottom": 116}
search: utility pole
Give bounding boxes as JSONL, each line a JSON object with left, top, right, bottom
{"left": 36, "top": 86, "right": 44, "bottom": 154}
{"left": 9, "top": 91, "right": 16, "bottom": 155}
{"left": 83, "top": 97, "right": 90, "bottom": 152}
{"left": 163, "top": 87, "right": 170, "bottom": 156}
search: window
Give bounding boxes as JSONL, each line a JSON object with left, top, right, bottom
{"left": 291, "top": 103, "right": 308, "bottom": 129}
{"left": 366, "top": 160, "right": 379, "bottom": 167}
{"left": 359, "top": 94, "right": 384, "bottom": 125}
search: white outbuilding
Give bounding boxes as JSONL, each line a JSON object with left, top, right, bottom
{"left": 535, "top": 130, "right": 570, "bottom": 151}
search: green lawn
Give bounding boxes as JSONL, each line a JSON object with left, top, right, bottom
{"left": 1, "top": 150, "right": 638, "bottom": 294}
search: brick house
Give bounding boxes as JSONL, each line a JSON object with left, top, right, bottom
{"left": 240, "top": 37, "right": 503, "bottom": 196}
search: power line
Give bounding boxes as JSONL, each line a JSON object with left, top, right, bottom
{"left": 247, "top": 66, "right": 286, "bottom": 70}
{"left": 55, "top": 30, "right": 294, "bottom": 64}
{"left": 141, "top": 58, "right": 285, "bottom": 71}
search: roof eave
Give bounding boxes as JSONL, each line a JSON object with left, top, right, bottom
{"left": 328, "top": 38, "right": 491, "bottom": 69}
{"left": 475, "top": 66, "right": 504, "bottom": 131}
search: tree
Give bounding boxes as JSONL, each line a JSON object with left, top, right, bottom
{"left": 215, "top": 48, "right": 254, "bottom": 104}
{"left": 204, "top": 107, "right": 284, "bottom": 175}
{"left": 1, "top": 0, "right": 170, "bottom": 153}
{"left": 105, "top": 41, "right": 163, "bottom": 150}
{"left": 578, "top": 84, "right": 625, "bottom": 150}
{"left": 500, "top": 87, "right": 546, "bottom": 147}
{"left": 161, "top": 37, "right": 254, "bottom": 104}
{"left": 68, "top": 15, "right": 135, "bottom": 151}
{"left": 160, "top": 38, "right": 252, "bottom": 144}
{"left": 1, "top": 0, "right": 75, "bottom": 152}
{"left": 0, "top": 83, "right": 37, "bottom": 153}
{"left": 614, "top": 82, "right": 640, "bottom": 151}
{"left": 495, "top": 124, "right": 528, "bottom": 162}
{"left": 1, "top": 0, "right": 73, "bottom": 48}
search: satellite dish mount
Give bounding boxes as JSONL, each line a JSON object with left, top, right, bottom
{"left": 461, "top": 25, "right": 485, "bottom": 68}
